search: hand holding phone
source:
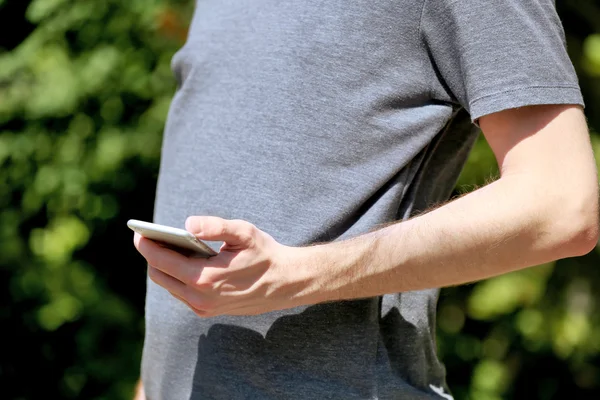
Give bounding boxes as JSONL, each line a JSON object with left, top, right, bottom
{"left": 127, "top": 219, "right": 217, "bottom": 258}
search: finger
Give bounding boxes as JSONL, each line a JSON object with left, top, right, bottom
{"left": 167, "top": 281, "right": 220, "bottom": 318}
{"left": 171, "top": 291, "right": 195, "bottom": 309}
{"left": 135, "top": 233, "right": 200, "bottom": 283}
{"left": 149, "top": 266, "right": 221, "bottom": 313}
{"left": 166, "top": 285, "right": 210, "bottom": 316}
{"left": 185, "top": 216, "right": 256, "bottom": 248}
{"left": 147, "top": 266, "right": 188, "bottom": 299}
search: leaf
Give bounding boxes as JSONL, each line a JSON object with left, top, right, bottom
{"left": 26, "top": 0, "right": 70, "bottom": 23}
{"left": 467, "top": 263, "right": 554, "bottom": 320}
{"left": 583, "top": 34, "right": 600, "bottom": 76}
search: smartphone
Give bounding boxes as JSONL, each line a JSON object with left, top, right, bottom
{"left": 127, "top": 219, "right": 217, "bottom": 258}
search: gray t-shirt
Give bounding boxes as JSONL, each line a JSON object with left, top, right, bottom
{"left": 142, "top": 1, "right": 583, "bottom": 399}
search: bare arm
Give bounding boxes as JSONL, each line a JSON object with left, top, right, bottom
{"left": 133, "top": 104, "right": 599, "bottom": 317}
{"left": 302, "top": 104, "right": 599, "bottom": 303}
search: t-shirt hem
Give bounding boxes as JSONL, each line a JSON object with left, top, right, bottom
{"left": 468, "top": 85, "right": 584, "bottom": 123}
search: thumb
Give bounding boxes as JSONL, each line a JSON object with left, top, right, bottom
{"left": 185, "top": 216, "right": 256, "bottom": 248}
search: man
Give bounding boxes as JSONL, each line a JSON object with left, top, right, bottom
{"left": 133, "top": 0, "right": 599, "bottom": 399}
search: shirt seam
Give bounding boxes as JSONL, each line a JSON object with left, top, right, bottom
{"left": 417, "top": 0, "right": 428, "bottom": 44}
{"left": 470, "top": 84, "right": 581, "bottom": 105}
{"left": 417, "top": 0, "right": 431, "bottom": 100}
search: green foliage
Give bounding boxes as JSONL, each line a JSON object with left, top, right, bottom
{"left": 0, "top": 0, "right": 190, "bottom": 398}
{"left": 1, "top": 1, "right": 600, "bottom": 399}
{"left": 583, "top": 34, "right": 600, "bottom": 76}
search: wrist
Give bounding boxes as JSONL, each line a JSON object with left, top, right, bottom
{"left": 291, "top": 232, "right": 383, "bottom": 305}
{"left": 278, "top": 244, "right": 329, "bottom": 307}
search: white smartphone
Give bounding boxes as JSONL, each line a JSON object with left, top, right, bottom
{"left": 127, "top": 219, "right": 217, "bottom": 258}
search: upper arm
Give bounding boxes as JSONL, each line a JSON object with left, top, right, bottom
{"left": 479, "top": 104, "right": 599, "bottom": 252}
{"left": 479, "top": 104, "right": 595, "bottom": 183}
{"left": 421, "top": 0, "right": 598, "bottom": 252}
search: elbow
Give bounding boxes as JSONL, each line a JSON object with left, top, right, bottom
{"left": 565, "top": 215, "right": 599, "bottom": 257}
{"left": 551, "top": 191, "right": 599, "bottom": 258}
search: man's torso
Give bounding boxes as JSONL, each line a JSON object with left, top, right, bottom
{"left": 143, "top": 1, "right": 478, "bottom": 398}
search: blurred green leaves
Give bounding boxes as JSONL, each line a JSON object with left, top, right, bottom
{"left": 1, "top": 0, "right": 191, "bottom": 398}
{"left": 30, "top": 216, "right": 89, "bottom": 264}
{"left": 26, "top": 0, "right": 70, "bottom": 23}
{"left": 583, "top": 34, "right": 600, "bottom": 76}
{"left": 468, "top": 264, "right": 554, "bottom": 321}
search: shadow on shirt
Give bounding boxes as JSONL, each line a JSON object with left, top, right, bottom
{"left": 188, "top": 298, "right": 445, "bottom": 400}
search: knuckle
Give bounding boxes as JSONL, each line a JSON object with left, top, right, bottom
{"left": 188, "top": 296, "right": 216, "bottom": 314}
{"left": 194, "top": 269, "right": 226, "bottom": 291}
{"left": 180, "top": 269, "right": 199, "bottom": 286}
{"left": 194, "top": 274, "right": 215, "bottom": 291}
{"left": 216, "top": 219, "right": 228, "bottom": 236}
{"left": 188, "top": 297, "right": 205, "bottom": 311}
{"left": 147, "top": 267, "right": 160, "bottom": 282}
{"left": 144, "top": 252, "right": 161, "bottom": 269}
{"left": 234, "top": 220, "right": 257, "bottom": 244}
{"left": 244, "top": 224, "right": 257, "bottom": 238}
{"left": 238, "top": 219, "right": 255, "bottom": 232}
{"left": 185, "top": 288, "right": 205, "bottom": 309}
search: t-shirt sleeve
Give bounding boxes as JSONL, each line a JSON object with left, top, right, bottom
{"left": 420, "top": 0, "right": 584, "bottom": 122}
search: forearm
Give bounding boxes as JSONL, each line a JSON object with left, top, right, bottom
{"left": 135, "top": 106, "right": 596, "bottom": 318}
{"left": 301, "top": 173, "right": 598, "bottom": 304}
